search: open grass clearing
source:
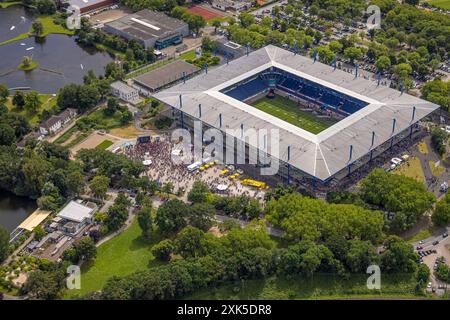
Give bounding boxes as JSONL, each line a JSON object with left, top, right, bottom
{"left": 64, "top": 218, "right": 163, "bottom": 299}
{"left": 5, "top": 93, "right": 57, "bottom": 125}
{"left": 95, "top": 139, "right": 114, "bottom": 150}
{"left": 392, "top": 156, "right": 426, "bottom": 184}
{"left": 428, "top": 160, "right": 445, "bottom": 177}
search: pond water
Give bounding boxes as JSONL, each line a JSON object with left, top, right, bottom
{"left": 0, "top": 5, "right": 114, "bottom": 93}
{"left": 0, "top": 192, "right": 37, "bottom": 233}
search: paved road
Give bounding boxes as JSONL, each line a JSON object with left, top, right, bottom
{"left": 412, "top": 226, "right": 450, "bottom": 296}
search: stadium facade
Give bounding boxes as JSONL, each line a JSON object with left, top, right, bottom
{"left": 154, "top": 45, "right": 439, "bottom": 187}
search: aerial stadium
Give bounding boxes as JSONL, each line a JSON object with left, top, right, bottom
{"left": 153, "top": 45, "right": 439, "bottom": 188}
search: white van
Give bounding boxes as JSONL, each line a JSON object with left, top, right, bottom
{"left": 187, "top": 161, "right": 202, "bottom": 172}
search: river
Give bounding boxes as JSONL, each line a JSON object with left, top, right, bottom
{"left": 0, "top": 5, "right": 114, "bottom": 93}
{"left": 0, "top": 192, "right": 37, "bottom": 233}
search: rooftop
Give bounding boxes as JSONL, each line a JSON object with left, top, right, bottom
{"left": 105, "top": 9, "right": 187, "bottom": 41}
{"left": 57, "top": 200, "right": 95, "bottom": 223}
{"left": 111, "top": 81, "right": 137, "bottom": 94}
{"left": 134, "top": 60, "right": 200, "bottom": 91}
{"left": 154, "top": 45, "right": 439, "bottom": 181}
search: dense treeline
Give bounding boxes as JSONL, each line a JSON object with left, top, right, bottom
{"left": 360, "top": 169, "right": 435, "bottom": 232}
{"left": 266, "top": 193, "right": 384, "bottom": 243}
{"left": 0, "top": 143, "right": 84, "bottom": 207}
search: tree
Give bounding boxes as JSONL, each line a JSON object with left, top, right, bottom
{"left": 360, "top": 169, "right": 435, "bottom": 232}
{"left": 381, "top": 236, "right": 419, "bottom": 273}
{"left": 421, "top": 80, "right": 449, "bottom": 110}
{"left": 37, "top": 0, "right": 56, "bottom": 14}
{"left": 33, "top": 225, "right": 47, "bottom": 241}
{"left": 416, "top": 264, "right": 430, "bottom": 289}
{"left": 151, "top": 239, "right": 175, "bottom": 261}
{"left": 156, "top": 199, "right": 189, "bottom": 234}
{"left": 175, "top": 226, "right": 207, "bottom": 259}
{"left": 161, "top": 182, "right": 174, "bottom": 197}
{"left": 432, "top": 194, "right": 450, "bottom": 226}
{"left": 375, "top": 55, "right": 391, "bottom": 72}
{"left": 89, "top": 175, "right": 110, "bottom": 199}
{"left": 0, "top": 124, "right": 16, "bottom": 146}
{"left": 238, "top": 12, "right": 255, "bottom": 28}
{"left": 346, "top": 240, "right": 378, "bottom": 273}
{"left": 0, "top": 226, "right": 9, "bottom": 262}
{"left": 32, "top": 20, "right": 44, "bottom": 36}
{"left": 0, "top": 84, "right": 7, "bottom": 104}
{"left": 137, "top": 206, "right": 153, "bottom": 239}
{"left": 73, "top": 236, "right": 97, "bottom": 262}
{"left": 344, "top": 47, "right": 362, "bottom": 64}
{"left": 211, "top": 18, "right": 221, "bottom": 33}
{"left": 105, "top": 203, "right": 128, "bottom": 232}
{"left": 430, "top": 128, "right": 447, "bottom": 156}
{"left": 104, "top": 97, "right": 119, "bottom": 116}
{"left": 24, "top": 91, "right": 41, "bottom": 113}
{"left": 187, "top": 181, "right": 210, "bottom": 204}
{"left": 12, "top": 91, "right": 26, "bottom": 109}
{"left": 22, "top": 268, "right": 65, "bottom": 300}
{"left": 189, "top": 202, "right": 214, "bottom": 232}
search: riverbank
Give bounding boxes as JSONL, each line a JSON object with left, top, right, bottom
{"left": 0, "top": 1, "right": 21, "bottom": 8}
{"left": 0, "top": 14, "right": 75, "bottom": 46}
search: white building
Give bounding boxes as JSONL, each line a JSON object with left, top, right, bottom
{"left": 39, "top": 108, "right": 77, "bottom": 136}
{"left": 110, "top": 81, "right": 139, "bottom": 103}
{"left": 57, "top": 200, "right": 97, "bottom": 235}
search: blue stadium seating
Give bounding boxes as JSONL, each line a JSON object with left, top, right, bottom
{"left": 222, "top": 67, "right": 368, "bottom": 117}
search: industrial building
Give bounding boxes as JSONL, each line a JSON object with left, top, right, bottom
{"left": 104, "top": 9, "right": 189, "bottom": 49}
{"left": 133, "top": 60, "right": 200, "bottom": 94}
{"left": 154, "top": 45, "right": 439, "bottom": 188}
{"left": 64, "top": 0, "right": 117, "bottom": 14}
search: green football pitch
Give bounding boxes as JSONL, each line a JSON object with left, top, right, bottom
{"left": 250, "top": 95, "right": 338, "bottom": 134}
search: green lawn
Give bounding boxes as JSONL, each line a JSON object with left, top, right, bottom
{"left": 0, "top": 1, "right": 21, "bottom": 8}
{"left": 6, "top": 94, "right": 57, "bottom": 124}
{"left": 34, "top": 15, "right": 75, "bottom": 37}
{"left": 95, "top": 139, "right": 113, "bottom": 150}
{"left": 251, "top": 95, "right": 338, "bottom": 134}
{"left": 428, "top": 0, "right": 450, "bottom": 10}
{"left": 0, "top": 14, "right": 74, "bottom": 46}
{"left": 64, "top": 218, "right": 163, "bottom": 299}
{"left": 186, "top": 274, "right": 423, "bottom": 300}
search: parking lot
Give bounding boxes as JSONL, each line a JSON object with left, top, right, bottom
{"left": 414, "top": 228, "right": 450, "bottom": 295}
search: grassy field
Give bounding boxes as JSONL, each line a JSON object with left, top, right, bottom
{"left": 393, "top": 156, "right": 426, "bottom": 184}
{"left": 34, "top": 15, "right": 75, "bottom": 37}
{"left": 428, "top": 160, "right": 445, "bottom": 177}
{"left": 0, "top": 1, "right": 21, "bottom": 8}
{"left": 418, "top": 140, "right": 429, "bottom": 155}
{"left": 64, "top": 218, "right": 163, "bottom": 299}
{"left": 250, "top": 95, "right": 337, "bottom": 134}
{"left": 428, "top": 0, "right": 450, "bottom": 9}
{"left": 186, "top": 274, "right": 421, "bottom": 300}
{"left": 95, "top": 139, "right": 113, "bottom": 150}
{"left": 406, "top": 229, "right": 432, "bottom": 244}
{"left": 5, "top": 94, "right": 57, "bottom": 124}
{"left": 0, "top": 14, "right": 74, "bottom": 46}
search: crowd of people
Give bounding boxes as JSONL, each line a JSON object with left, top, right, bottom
{"left": 122, "top": 135, "right": 266, "bottom": 201}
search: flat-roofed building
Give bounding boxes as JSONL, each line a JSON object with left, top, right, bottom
{"left": 111, "top": 80, "right": 139, "bottom": 103}
{"left": 133, "top": 60, "right": 200, "bottom": 94}
{"left": 64, "top": 0, "right": 117, "bottom": 14}
{"left": 104, "top": 9, "right": 189, "bottom": 49}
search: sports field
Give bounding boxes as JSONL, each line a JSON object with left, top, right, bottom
{"left": 250, "top": 95, "right": 338, "bottom": 134}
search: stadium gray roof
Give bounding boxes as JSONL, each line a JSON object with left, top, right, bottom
{"left": 154, "top": 45, "right": 439, "bottom": 181}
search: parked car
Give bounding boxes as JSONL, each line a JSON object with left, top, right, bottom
{"left": 443, "top": 232, "right": 448, "bottom": 238}
{"left": 433, "top": 240, "right": 439, "bottom": 245}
